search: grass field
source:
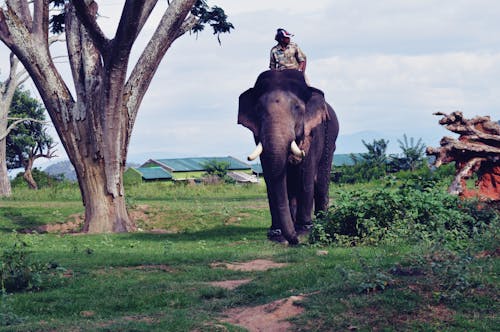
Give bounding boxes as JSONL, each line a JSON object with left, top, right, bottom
{"left": 0, "top": 182, "right": 498, "bottom": 331}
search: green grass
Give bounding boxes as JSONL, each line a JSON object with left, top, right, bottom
{"left": 0, "top": 182, "right": 498, "bottom": 331}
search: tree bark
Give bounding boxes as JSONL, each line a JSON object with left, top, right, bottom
{"left": 22, "top": 168, "right": 38, "bottom": 190}
{"left": 0, "top": 134, "right": 10, "bottom": 196}
{"left": 0, "top": 0, "right": 199, "bottom": 232}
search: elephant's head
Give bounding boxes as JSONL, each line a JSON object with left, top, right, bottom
{"left": 238, "top": 69, "right": 330, "bottom": 173}
{"left": 237, "top": 69, "right": 331, "bottom": 244}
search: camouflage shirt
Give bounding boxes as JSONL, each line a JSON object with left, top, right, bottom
{"left": 269, "top": 42, "right": 306, "bottom": 70}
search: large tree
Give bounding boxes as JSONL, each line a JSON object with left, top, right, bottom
{"left": 0, "top": 1, "right": 232, "bottom": 232}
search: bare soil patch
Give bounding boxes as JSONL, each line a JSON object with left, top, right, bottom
{"left": 210, "top": 259, "right": 288, "bottom": 272}
{"left": 221, "top": 295, "right": 305, "bottom": 332}
{"left": 128, "top": 204, "right": 151, "bottom": 223}
{"left": 21, "top": 213, "right": 84, "bottom": 234}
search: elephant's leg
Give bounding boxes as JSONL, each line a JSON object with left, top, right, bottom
{"left": 267, "top": 174, "right": 299, "bottom": 245}
{"left": 287, "top": 165, "right": 300, "bottom": 224}
{"left": 264, "top": 176, "right": 285, "bottom": 242}
{"left": 295, "top": 164, "right": 315, "bottom": 234}
{"left": 314, "top": 144, "right": 336, "bottom": 215}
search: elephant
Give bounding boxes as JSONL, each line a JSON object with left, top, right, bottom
{"left": 238, "top": 69, "right": 339, "bottom": 245}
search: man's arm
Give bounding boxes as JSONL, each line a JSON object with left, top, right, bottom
{"left": 296, "top": 45, "right": 307, "bottom": 72}
{"left": 269, "top": 49, "right": 276, "bottom": 69}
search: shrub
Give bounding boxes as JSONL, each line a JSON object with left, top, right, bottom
{"left": 311, "top": 177, "right": 499, "bottom": 247}
{"left": 0, "top": 237, "right": 66, "bottom": 293}
{"left": 10, "top": 168, "right": 70, "bottom": 189}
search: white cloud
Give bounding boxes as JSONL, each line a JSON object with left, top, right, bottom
{"left": 1, "top": 1, "right": 500, "bottom": 166}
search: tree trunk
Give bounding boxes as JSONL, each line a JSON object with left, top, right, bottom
{"left": 0, "top": 136, "right": 11, "bottom": 197}
{"left": 23, "top": 170, "right": 37, "bottom": 190}
{"left": 77, "top": 160, "right": 134, "bottom": 233}
{"left": 22, "top": 158, "right": 38, "bottom": 190}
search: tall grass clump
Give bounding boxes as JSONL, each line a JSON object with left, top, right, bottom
{"left": 311, "top": 174, "right": 499, "bottom": 247}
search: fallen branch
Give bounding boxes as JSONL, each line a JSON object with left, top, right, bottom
{"left": 427, "top": 111, "right": 500, "bottom": 201}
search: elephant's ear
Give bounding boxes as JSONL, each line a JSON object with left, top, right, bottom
{"left": 304, "top": 89, "right": 330, "bottom": 137}
{"left": 238, "top": 88, "right": 260, "bottom": 137}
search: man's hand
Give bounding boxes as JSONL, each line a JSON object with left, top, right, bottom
{"left": 298, "top": 60, "right": 306, "bottom": 72}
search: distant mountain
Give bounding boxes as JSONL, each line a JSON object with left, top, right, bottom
{"left": 44, "top": 160, "right": 141, "bottom": 182}
{"left": 44, "top": 160, "right": 77, "bottom": 181}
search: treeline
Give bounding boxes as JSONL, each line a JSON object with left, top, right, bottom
{"left": 332, "top": 135, "right": 455, "bottom": 184}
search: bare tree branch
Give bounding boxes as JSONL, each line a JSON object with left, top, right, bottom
{"left": 33, "top": 0, "right": 49, "bottom": 43}
{"left": 113, "top": 0, "right": 158, "bottom": 58}
{"left": 5, "top": 0, "right": 31, "bottom": 28}
{"left": 0, "top": 117, "right": 48, "bottom": 140}
{"left": 124, "top": 0, "right": 197, "bottom": 133}
{"left": 71, "top": 0, "right": 109, "bottom": 55}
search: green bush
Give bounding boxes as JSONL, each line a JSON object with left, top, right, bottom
{"left": 311, "top": 177, "right": 499, "bottom": 247}
{"left": 0, "top": 237, "right": 66, "bottom": 293}
{"left": 11, "top": 168, "right": 71, "bottom": 189}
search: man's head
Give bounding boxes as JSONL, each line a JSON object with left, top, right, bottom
{"left": 275, "top": 28, "right": 293, "bottom": 45}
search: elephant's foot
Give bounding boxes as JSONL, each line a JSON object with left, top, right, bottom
{"left": 267, "top": 228, "right": 286, "bottom": 243}
{"left": 295, "top": 222, "right": 313, "bottom": 236}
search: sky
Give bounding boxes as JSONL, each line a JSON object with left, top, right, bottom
{"left": 1, "top": 0, "right": 500, "bottom": 168}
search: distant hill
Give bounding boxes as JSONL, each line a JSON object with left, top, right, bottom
{"left": 44, "top": 160, "right": 77, "bottom": 181}
{"left": 44, "top": 160, "right": 141, "bottom": 182}
{"left": 333, "top": 154, "right": 358, "bottom": 166}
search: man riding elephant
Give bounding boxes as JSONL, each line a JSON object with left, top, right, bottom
{"left": 269, "top": 28, "right": 307, "bottom": 72}
{"left": 238, "top": 69, "right": 339, "bottom": 245}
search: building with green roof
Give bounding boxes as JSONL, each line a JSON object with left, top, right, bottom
{"left": 124, "top": 166, "right": 173, "bottom": 183}
{"left": 140, "top": 156, "right": 253, "bottom": 181}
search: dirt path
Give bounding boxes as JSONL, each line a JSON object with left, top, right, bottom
{"left": 210, "top": 259, "right": 305, "bottom": 331}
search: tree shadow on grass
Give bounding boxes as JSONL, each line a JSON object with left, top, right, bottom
{"left": 122, "top": 224, "right": 266, "bottom": 243}
{"left": 0, "top": 207, "right": 49, "bottom": 232}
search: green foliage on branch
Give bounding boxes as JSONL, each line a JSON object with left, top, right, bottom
{"left": 191, "top": 0, "right": 234, "bottom": 43}
{"left": 49, "top": 0, "right": 234, "bottom": 42}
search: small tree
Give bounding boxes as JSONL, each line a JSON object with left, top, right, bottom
{"left": 6, "top": 88, "right": 56, "bottom": 189}
{"left": 360, "top": 139, "right": 389, "bottom": 168}
{"left": 202, "top": 159, "right": 234, "bottom": 183}
{"left": 0, "top": 53, "right": 28, "bottom": 196}
{"left": 389, "top": 134, "right": 426, "bottom": 172}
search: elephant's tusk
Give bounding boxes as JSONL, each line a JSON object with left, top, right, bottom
{"left": 290, "top": 141, "right": 306, "bottom": 158}
{"left": 247, "top": 142, "right": 263, "bottom": 161}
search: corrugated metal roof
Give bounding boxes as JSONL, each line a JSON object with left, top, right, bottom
{"left": 151, "top": 156, "right": 250, "bottom": 172}
{"left": 135, "top": 167, "right": 172, "bottom": 180}
{"left": 227, "top": 171, "right": 259, "bottom": 183}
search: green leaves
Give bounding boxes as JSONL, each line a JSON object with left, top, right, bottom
{"left": 191, "top": 0, "right": 234, "bottom": 43}
{"left": 311, "top": 179, "right": 499, "bottom": 247}
{"left": 6, "top": 88, "right": 52, "bottom": 170}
